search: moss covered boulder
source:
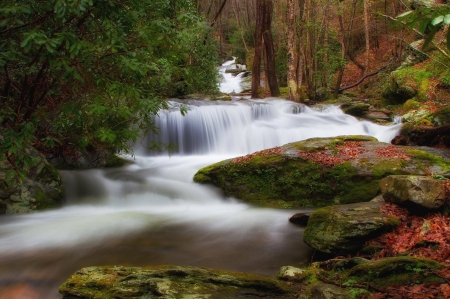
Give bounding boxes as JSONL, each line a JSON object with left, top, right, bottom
{"left": 0, "top": 146, "right": 63, "bottom": 214}
{"left": 194, "top": 135, "right": 450, "bottom": 208}
{"left": 303, "top": 202, "right": 399, "bottom": 254}
{"left": 59, "top": 265, "right": 295, "bottom": 299}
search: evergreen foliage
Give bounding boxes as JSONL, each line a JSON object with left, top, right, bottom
{"left": 0, "top": 0, "right": 219, "bottom": 171}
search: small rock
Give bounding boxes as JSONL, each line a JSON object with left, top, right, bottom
{"left": 380, "top": 175, "right": 449, "bottom": 211}
{"left": 277, "top": 266, "right": 306, "bottom": 282}
{"left": 289, "top": 212, "right": 311, "bottom": 226}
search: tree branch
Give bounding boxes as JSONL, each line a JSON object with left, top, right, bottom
{"left": 339, "top": 61, "right": 392, "bottom": 93}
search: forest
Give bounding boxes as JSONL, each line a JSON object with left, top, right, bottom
{"left": 2, "top": 0, "right": 450, "bottom": 299}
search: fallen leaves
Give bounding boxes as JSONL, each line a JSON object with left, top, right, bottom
{"left": 371, "top": 203, "right": 450, "bottom": 264}
{"left": 375, "top": 146, "right": 411, "bottom": 160}
{"left": 232, "top": 147, "right": 284, "bottom": 164}
{"left": 297, "top": 141, "right": 364, "bottom": 167}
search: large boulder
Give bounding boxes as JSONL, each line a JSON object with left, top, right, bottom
{"left": 194, "top": 135, "right": 450, "bottom": 208}
{"left": 0, "top": 147, "right": 63, "bottom": 214}
{"left": 59, "top": 265, "right": 294, "bottom": 299}
{"left": 303, "top": 202, "right": 399, "bottom": 254}
{"left": 380, "top": 175, "right": 449, "bottom": 210}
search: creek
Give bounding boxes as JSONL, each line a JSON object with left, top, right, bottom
{"left": 0, "top": 61, "right": 401, "bottom": 299}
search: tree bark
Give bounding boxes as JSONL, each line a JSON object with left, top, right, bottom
{"left": 287, "top": 0, "right": 299, "bottom": 101}
{"left": 251, "top": 0, "right": 263, "bottom": 98}
{"left": 262, "top": 0, "right": 279, "bottom": 97}
{"left": 363, "top": 0, "right": 370, "bottom": 74}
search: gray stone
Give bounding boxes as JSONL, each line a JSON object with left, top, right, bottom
{"left": 303, "top": 202, "right": 399, "bottom": 254}
{"left": 380, "top": 175, "right": 449, "bottom": 210}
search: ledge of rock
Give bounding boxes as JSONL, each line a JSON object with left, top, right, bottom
{"left": 380, "top": 175, "right": 449, "bottom": 211}
{"left": 194, "top": 135, "right": 450, "bottom": 208}
{"left": 59, "top": 265, "right": 295, "bottom": 299}
{"left": 303, "top": 202, "right": 399, "bottom": 254}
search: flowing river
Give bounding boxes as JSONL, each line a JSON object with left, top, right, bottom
{"left": 0, "top": 62, "right": 401, "bottom": 299}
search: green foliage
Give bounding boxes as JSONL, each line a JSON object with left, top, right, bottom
{"left": 396, "top": 5, "right": 450, "bottom": 52}
{"left": 0, "top": 0, "right": 219, "bottom": 169}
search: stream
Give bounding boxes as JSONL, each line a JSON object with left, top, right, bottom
{"left": 0, "top": 60, "right": 401, "bottom": 299}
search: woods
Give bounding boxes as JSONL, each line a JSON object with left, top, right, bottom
{"left": 1, "top": 0, "right": 218, "bottom": 173}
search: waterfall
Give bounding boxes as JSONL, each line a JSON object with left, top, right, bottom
{"left": 137, "top": 98, "right": 401, "bottom": 156}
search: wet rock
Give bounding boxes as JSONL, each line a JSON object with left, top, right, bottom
{"left": 303, "top": 202, "right": 399, "bottom": 254}
{"left": 289, "top": 212, "right": 311, "bottom": 226}
{"left": 0, "top": 146, "right": 63, "bottom": 215}
{"left": 194, "top": 135, "right": 450, "bottom": 208}
{"left": 59, "top": 265, "right": 294, "bottom": 299}
{"left": 406, "top": 124, "right": 450, "bottom": 147}
{"left": 340, "top": 103, "right": 370, "bottom": 117}
{"left": 391, "top": 135, "right": 407, "bottom": 145}
{"left": 380, "top": 175, "right": 449, "bottom": 210}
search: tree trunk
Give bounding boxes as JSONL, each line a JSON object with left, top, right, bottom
{"left": 251, "top": 0, "right": 263, "bottom": 98}
{"left": 262, "top": 0, "right": 279, "bottom": 97}
{"left": 363, "top": 0, "right": 370, "bottom": 74}
{"left": 287, "top": 0, "right": 299, "bottom": 101}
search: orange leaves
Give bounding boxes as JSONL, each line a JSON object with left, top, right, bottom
{"left": 375, "top": 146, "right": 410, "bottom": 160}
{"left": 372, "top": 284, "right": 450, "bottom": 299}
{"left": 232, "top": 147, "right": 284, "bottom": 164}
{"left": 297, "top": 141, "right": 364, "bottom": 168}
{"left": 370, "top": 203, "right": 450, "bottom": 264}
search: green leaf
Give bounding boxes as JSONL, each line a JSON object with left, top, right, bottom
{"left": 422, "top": 24, "right": 440, "bottom": 49}
{"left": 431, "top": 15, "right": 444, "bottom": 26}
{"left": 444, "top": 14, "right": 450, "bottom": 25}
{"left": 397, "top": 10, "right": 413, "bottom": 19}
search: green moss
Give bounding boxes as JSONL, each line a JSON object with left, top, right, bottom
{"left": 406, "top": 149, "right": 450, "bottom": 171}
{"left": 345, "top": 256, "right": 444, "bottom": 289}
{"left": 403, "top": 99, "right": 421, "bottom": 112}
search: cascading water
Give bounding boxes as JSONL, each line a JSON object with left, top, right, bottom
{"left": 219, "top": 57, "right": 246, "bottom": 94}
{"left": 0, "top": 61, "right": 401, "bottom": 299}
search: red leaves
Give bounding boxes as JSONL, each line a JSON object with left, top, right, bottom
{"left": 370, "top": 203, "right": 450, "bottom": 264}
{"left": 375, "top": 146, "right": 410, "bottom": 160}
{"left": 232, "top": 147, "right": 284, "bottom": 164}
{"left": 297, "top": 141, "right": 364, "bottom": 168}
{"left": 371, "top": 284, "right": 450, "bottom": 299}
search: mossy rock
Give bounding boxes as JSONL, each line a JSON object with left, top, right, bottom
{"left": 303, "top": 202, "right": 399, "bottom": 254}
{"left": 345, "top": 256, "right": 445, "bottom": 289}
{"left": 104, "top": 154, "right": 130, "bottom": 168}
{"left": 431, "top": 106, "right": 450, "bottom": 126}
{"left": 194, "top": 135, "right": 450, "bottom": 208}
{"left": 403, "top": 99, "right": 421, "bottom": 112}
{"left": 59, "top": 265, "right": 295, "bottom": 299}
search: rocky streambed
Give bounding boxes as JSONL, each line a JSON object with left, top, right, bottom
{"left": 60, "top": 135, "right": 450, "bottom": 298}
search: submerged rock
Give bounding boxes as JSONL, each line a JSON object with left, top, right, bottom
{"left": 59, "top": 265, "right": 295, "bottom": 299}
{"left": 289, "top": 212, "right": 311, "bottom": 226}
{"left": 381, "top": 175, "right": 449, "bottom": 211}
{"left": 194, "top": 135, "right": 450, "bottom": 208}
{"left": 0, "top": 146, "right": 63, "bottom": 214}
{"left": 303, "top": 202, "right": 399, "bottom": 254}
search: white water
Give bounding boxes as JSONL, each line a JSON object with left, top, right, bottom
{"left": 219, "top": 57, "right": 246, "bottom": 94}
{"left": 0, "top": 64, "right": 401, "bottom": 299}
